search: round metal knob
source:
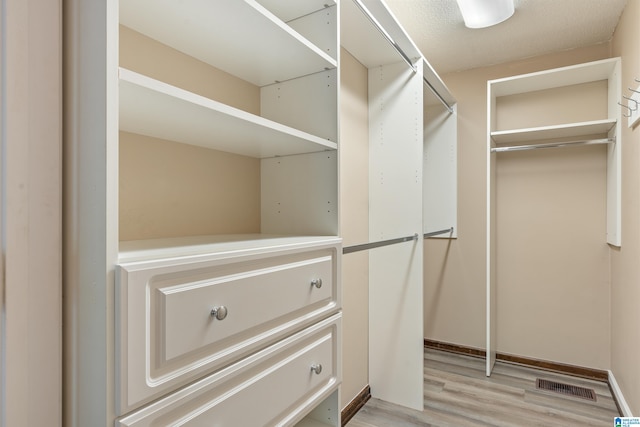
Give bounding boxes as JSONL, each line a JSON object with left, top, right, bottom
{"left": 311, "top": 278, "right": 323, "bottom": 289}
{"left": 210, "top": 305, "right": 228, "bottom": 321}
{"left": 310, "top": 364, "right": 323, "bottom": 375}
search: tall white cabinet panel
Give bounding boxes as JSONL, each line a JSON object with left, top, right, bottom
{"left": 368, "top": 61, "right": 424, "bottom": 411}
{"left": 341, "top": 0, "right": 456, "bottom": 411}
{"left": 423, "top": 101, "right": 458, "bottom": 238}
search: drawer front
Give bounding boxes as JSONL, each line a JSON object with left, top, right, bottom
{"left": 117, "top": 314, "right": 341, "bottom": 427}
{"left": 116, "top": 242, "right": 341, "bottom": 415}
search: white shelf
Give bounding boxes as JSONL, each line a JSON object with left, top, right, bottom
{"left": 119, "top": 68, "right": 337, "bottom": 158}
{"left": 296, "top": 419, "right": 335, "bottom": 427}
{"left": 257, "top": 0, "right": 335, "bottom": 23}
{"left": 489, "top": 57, "right": 620, "bottom": 97}
{"left": 118, "top": 234, "right": 341, "bottom": 263}
{"left": 491, "top": 119, "right": 617, "bottom": 145}
{"left": 120, "top": 0, "right": 336, "bottom": 87}
{"left": 341, "top": 0, "right": 422, "bottom": 69}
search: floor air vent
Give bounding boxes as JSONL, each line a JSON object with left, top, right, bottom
{"left": 536, "top": 378, "right": 597, "bottom": 401}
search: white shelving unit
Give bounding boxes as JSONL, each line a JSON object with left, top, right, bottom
{"left": 485, "top": 57, "right": 621, "bottom": 376}
{"left": 119, "top": 0, "right": 337, "bottom": 87}
{"left": 117, "top": 0, "right": 340, "bottom": 252}
{"left": 66, "top": 0, "right": 341, "bottom": 426}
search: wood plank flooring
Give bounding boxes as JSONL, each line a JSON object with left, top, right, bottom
{"left": 346, "top": 348, "right": 620, "bottom": 427}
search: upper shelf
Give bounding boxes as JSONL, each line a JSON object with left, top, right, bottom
{"left": 341, "top": 0, "right": 421, "bottom": 68}
{"left": 120, "top": 0, "right": 336, "bottom": 87}
{"left": 489, "top": 58, "right": 620, "bottom": 97}
{"left": 119, "top": 68, "right": 337, "bottom": 158}
{"left": 256, "top": 0, "right": 335, "bottom": 22}
{"left": 491, "top": 119, "right": 617, "bottom": 144}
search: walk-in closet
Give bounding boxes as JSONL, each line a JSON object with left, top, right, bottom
{"left": 4, "top": 0, "right": 640, "bottom": 425}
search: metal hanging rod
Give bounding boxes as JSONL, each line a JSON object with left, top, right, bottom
{"left": 424, "top": 227, "right": 454, "bottom": 238}
{"left": 343, "top": 233, "right": 418, "bottom": 254}
{"left": 491, "top": 137, "right": 614, "bottom": 153}
{"left": 423, "top": 77, "right": 454, "bottom": 114}
{"left": 351, "top": 0, "right": 453, "bottom": 114}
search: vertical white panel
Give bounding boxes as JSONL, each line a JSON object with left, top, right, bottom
{"left": 64, "top": 0, "right": 119, "bottom": 425}
{"left": 369, "top": 61, "right": 424, "bottom": 411}
{"left": 287, "top": 4, "right": 338, "bottom": 62}
{"left": 261, "top": 69, "right": 338, "bottom": 142}
{"left": 486, "top": 88, "right": 497, "bottom": 376}
{"left": 261, "top": 151, "right": 338, "bottom": 236}
{"left": 423, "top": 103, "right": 457, "bottom": 237}
{"left": 607, "top": 58, "right": 621, "bottom": 247}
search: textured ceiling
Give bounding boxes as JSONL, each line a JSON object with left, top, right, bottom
{"left": 383, "top": 0, "right": 628, "bottom": 74}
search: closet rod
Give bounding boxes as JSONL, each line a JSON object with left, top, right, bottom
{"left": 424, "top": 227, "right": 454, "bottom": 238}
{"left": 343, "top": 233, "right": 418, "bottom": 254}
{"left": 351, "top": 0, "right": 453, "bottom": 114}
{"left": 491, "top": 137, "right": 614, "bottom": 153}
{"left": 351, "top": 0, "right": 416, "bottom": 73}
{"left": 423, "top": 77, "right": 454, "bottom": 114}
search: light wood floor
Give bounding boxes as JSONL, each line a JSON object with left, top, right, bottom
{"left": 346, "top": 348, "right": 620, "bottom": 427}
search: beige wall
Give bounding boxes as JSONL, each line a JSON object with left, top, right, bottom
{"left": 2, "top": 0, "right": 62, "bottom": 425}
{"left": 424, "top": 43, "right": 613, "bottom": 369}
{"left": 119, "top": 27, "right": 261, "bottom": 241}
{"left": 120, "top": 26, "right": 260, "bottom": 114}
{"left": 119, "top": 132, "right": 260, "bottom": 241}
{"left": 611, "top": 0, "right": 640, "bottom": 415}
{"left": 339, "top": 48, "right": 370, "bottom": 408}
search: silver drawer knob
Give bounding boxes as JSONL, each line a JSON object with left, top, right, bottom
{"left": 310, "top": 364, "right": 323, "bottom": 375}
{"left": 210, "top": 306, "right": 228, "bottom": 321}
{"left": 311, "top": 278, "right": 323, "bottom": 289}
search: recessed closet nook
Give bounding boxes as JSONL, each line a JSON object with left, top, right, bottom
{"left": 61, "top": 0, "right": 638, "bottom": 425}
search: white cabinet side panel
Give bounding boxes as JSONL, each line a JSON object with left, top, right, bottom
{"left": 368, "top": 61, "right": 424, "bottom": 411}
{"left": 287, "top": 4, "right": 338, "bottom": 62}
{"left": 486, "top": 80, "right": 497, "bottom": 375}
{"left": 261, "top": 70, "right": 338, "bottom": 143}
{"left": 607, "top": 59, "right": 621, "bottom": 246}
{"left": 261, "top": 151, "right": 338, "bottom": 236}
{"left": 423, "top": 104, "right": 457, "bottom": 237}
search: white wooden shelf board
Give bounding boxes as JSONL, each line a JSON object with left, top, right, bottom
{"left": 119, "top": 68, "right": 337, "bottom": 158}
{"left": 257, "top": 0, "right": 335, "bottom": 23}
{"left": 422, "top": 58, "right": 456, "bottom": 108}
{"left": 491, "top": 119, "right": 617, "bottom": 144}
{"left": 120, "top": 0, "right": 336, "bottom": 87}
{"left": 341, "top": 0, "right": 420, "bottom": 68}
{"left": 118, "top": 234, "right": 341, "bottom": 264}
{"left": 295, "top": 419, "right": 334, "bottom": 427}
{"left": 490, "top": 58, "right": 618, "bottom": 97}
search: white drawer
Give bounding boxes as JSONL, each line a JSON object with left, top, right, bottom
{"left": 116, "top": 314, "right": 341, "bottom": 427}
{"left": 116, "top": 241, "right": 341, "bottom": 415}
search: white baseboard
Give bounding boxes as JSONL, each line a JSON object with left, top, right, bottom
{"left": 609, "top": 370, "right": 633, "bottom": 417}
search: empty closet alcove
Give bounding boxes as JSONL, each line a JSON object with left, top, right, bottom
{"left": 486, "top": 58, "right": 621, "bottom": 375}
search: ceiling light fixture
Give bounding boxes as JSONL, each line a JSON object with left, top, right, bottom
{"left": 455, "top": 0, "right": 515, "bottom": 29}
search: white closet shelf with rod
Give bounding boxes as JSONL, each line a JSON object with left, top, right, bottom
{"left": 343, "top": 0, "right": 455, "bottom": 113}
{"left": 485, "top": 56, "right": 622, "bottom": 380}
{"left": 490, "top": 118, "right": 617, "bottom": 145}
